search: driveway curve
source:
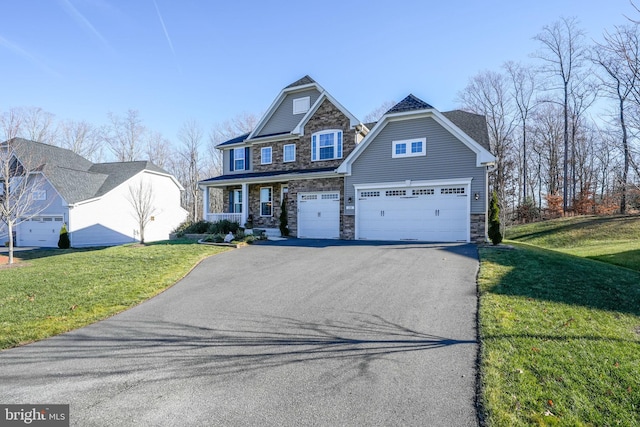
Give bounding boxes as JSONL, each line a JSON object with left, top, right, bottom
{"left": 0, "top": 241, "right": 479, "bottom": 426}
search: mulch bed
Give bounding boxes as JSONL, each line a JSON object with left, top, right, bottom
{"left": 0, "top": 254, "right": 28, "bottom": 269}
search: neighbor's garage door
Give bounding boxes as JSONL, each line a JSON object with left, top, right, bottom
{"left": 297, "top": 192, "right": 340, "bottom": 239}
{"left": 18, "top": 216, "right": 64, "bottom": 247}
{"left": 357, "top": 185, "right": 469, "bottom": 242}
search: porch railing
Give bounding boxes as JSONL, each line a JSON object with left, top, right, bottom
{"left": 206, "top": 213, "right": 242, "bottom": 224}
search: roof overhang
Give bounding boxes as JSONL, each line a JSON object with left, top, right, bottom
{"left": 199, "top": 169, "right": 341, "bottom": 188}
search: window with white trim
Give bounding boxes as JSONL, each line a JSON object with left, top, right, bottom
{"left": 392, "top": 138, "right": 426, "bottom": 158}
{"left": 261, "top": 147, "right": 272, "bottom": 164}
{"left": 293, "top": 96, "right": 310, "bottom": 114}
{"left": 233, "top": 147, "right": 245, "bottom": 170}
{"left": 283, "top": 144, "right": 296, "bottom": 162}
{"left": 260, "top": 187, "right": 272, "bottom": 216}
{"left": 441, "top": 187, "right": 466, "bottom": 194}
{"left": 32, "top": 190, "right": 46, "bottom": 201}
{"left": 311, "top": 130, "right": 343, "bottom": 161}
{"left": 232, "top": 189, "right": 242, "bottom": 213}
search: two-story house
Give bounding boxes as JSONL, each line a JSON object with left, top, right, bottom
{"left": 199, "top": 76, "right": 495, "bottom": 243}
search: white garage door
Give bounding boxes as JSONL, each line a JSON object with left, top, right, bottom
{"left": 357, "top": 185, "right": 469, "bottom": 242}
{"left": 18, "top": 216, "right": 64, "bottom": 247}
{"left": 297, "top": 192, "right": 340, "bottom": 239}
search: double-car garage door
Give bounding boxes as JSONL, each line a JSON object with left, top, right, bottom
{"left": 357, "top": 184, "right": 469, "bottom": 242}
{"left": 296, "top": 185, "right": 470, "bottom": 242}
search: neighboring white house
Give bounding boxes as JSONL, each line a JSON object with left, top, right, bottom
{"left": 1, "top": 138, "right": 188, "bottom": 248}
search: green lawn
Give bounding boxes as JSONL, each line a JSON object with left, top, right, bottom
{"left": 505, "top": 215, "right": 640, "bottom": 271}
{"left": 0, "top": 240, "right": 229, "bottom": 350}
{"left": 479, "top": 216, "right": 640, "bottom": 426}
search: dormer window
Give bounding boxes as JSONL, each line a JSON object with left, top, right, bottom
{"left": 311, "top": 130, "right": 343, "bottom": 161}
{"left": 293, "top": 96, "right": 310, "bottom": 114}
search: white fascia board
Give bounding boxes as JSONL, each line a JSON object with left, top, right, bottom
{"left": 292, "top": 91, "right": 362, "bottom": 136}
{"left": 338, "top": 109, "right": 495, "bottom": 173}
{"left": 141, "top": 169, "right": 185, "bottom": 191}
{"left": 200, "top": 170, "right": 341, "bottom": 188}
{"left": 248, "top": 82, "right": 323, "bottom": 140}
{"left": 354, "top": 178, "right": 473, "bottom": 191}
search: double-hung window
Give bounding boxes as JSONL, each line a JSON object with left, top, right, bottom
{"left": 392, "top": 138, "right": 426, "bottom": 158}
{"left": 261, "top": 147, "right": 272, "bottom": 164}
{"left": 232, "top": 147, "right": 245, "bottom": 170}
{"left": 231, "top": 189, "right": 242, "bottom": 213}
{"left": 283, "top": 144, "right": 296, "bottom": 162}
{"left": 260, "top": 187, "right": 272, "bottom": 216}
{"left": 311, "top": 130, "right": 343, "bottom": 161}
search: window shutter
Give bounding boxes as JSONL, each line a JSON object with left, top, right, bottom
{"left": 337, "top": 131, "right": 343, "bottom": 158}
{"left": 229, "top": 191, "right": 234, "bottom": 213}
{"left": 229, "top": 149, "right": 235, "bottom": 171}
{"left": 312, "top": 135, "right": 317, "bottom": 161}
{"left": 244, "top": 147, "right": 250, "bottom": 170}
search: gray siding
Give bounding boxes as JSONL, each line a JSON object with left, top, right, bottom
{"left": 222, "top": 147, "right": 253, "bottom": 175}
{"left": 345, "top": 117, "right": 488, "bottom": 214}
{"left": 257, "top": 89, "right": 321, "bottom": 137}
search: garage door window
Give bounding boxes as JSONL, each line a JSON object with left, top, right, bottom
{"left": 441, "top": 187, "right": 465, "bottom": 194}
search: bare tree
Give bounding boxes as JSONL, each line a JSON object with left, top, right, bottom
{"left": 103, "top": 109, "right": 146, "bottom": 162}
{"left": 144, "top": 131, "right": 173, "bottom": 170}
{"left": 21, "top": 106, "right": 56, "bottom": 145}
{"left": 56, "top": 119, "right": 103, "bottom": 161}
{"left": 533, "top": 16, "right": 589, "bottom": 213}
{"left": 127, "top": 178, "right": 157, "bottom": 244}
{"left": 504, "top": 61, "right": 538, "bottom": 205}
{"left": 458, "top": 70, "right": 517, "bottom": 227}
{"left": 592, "top": 24, "right": 640, "bottom": 213}
{"left": 0, "top": 139, "right": 49, "bottom": 264}
{"left": 178, "top": 119, "right": 203, "bottom": 221}
{"left": 362, "top": 100, "right": 396, "bottom": 123}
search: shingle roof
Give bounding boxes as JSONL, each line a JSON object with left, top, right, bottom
{"left": 285, "top": 75, "right": 316, "bottom": 88}
{"left": 216, "top": 132, "right": 250, "bottom": 147}
{"left": 386, "top": 94, "right": 434, "bottom": 114}
{"left": 2, "top": 138, "right": 172, "bottom": 204}
{"left": 442, "top": 110, "right": 491, "bottom": 151}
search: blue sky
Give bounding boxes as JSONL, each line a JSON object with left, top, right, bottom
{"left": 0, "top": 0, "right": 636, "bottom": 143}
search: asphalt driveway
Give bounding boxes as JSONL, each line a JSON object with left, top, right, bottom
{"left": 0, "top": 241, "right": 480, "bottom": 426}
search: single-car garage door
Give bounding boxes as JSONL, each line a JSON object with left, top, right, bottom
{"left": 297, "top": 192, "right": 340, "bottom": 239}
{"left": 17, "top": 216, "right": 64, "bottom": 247}
{"left": 357, "top": 185, "right": 469, "bottom": 242}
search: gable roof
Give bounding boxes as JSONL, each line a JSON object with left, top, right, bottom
{"left": 216, "top": 76, "right": 363, "bottom": 149}
{"left": 2, "top": 138, "right": 179, "bottom": 204}
{"left": 386, "top": 94, "right": 434, "bottom": 113}
{"left": 337, "top": 95, "right": 495, "bottom": 173}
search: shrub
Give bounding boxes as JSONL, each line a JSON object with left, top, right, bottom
{"left": 279, "top": 199, "right": 289, "bottom": 236}
{"left": 202, "top": 233, "right": 225, "bottom": 243}
{"left": 488, "top": 191, "right": 503, "bottom": 245}
{"left": 58, "top": 224, "right": 70, "bottom": 249}
{"left": 207, "top": 220, "right": 239, "bottom": 234}
{"left": 516, "top": 197, "right": 540, "bottom": 223}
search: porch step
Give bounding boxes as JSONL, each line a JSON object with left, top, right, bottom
{"left": 253, "top": 228, "right": 284, "bottom": 240}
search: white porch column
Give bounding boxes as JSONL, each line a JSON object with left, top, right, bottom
{"left": 241, "top": 182, "right": 248, "bottom": 226}
{"left": 201, "top": 185, "right": 209, "bottom": 222}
